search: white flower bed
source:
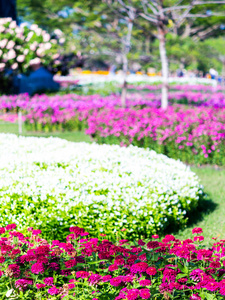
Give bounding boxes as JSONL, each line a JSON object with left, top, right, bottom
{"left": 0, "top": 134, "right": 202, "bottom": 239}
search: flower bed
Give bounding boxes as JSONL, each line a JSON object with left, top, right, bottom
{"left": 0, "top": 134, "right": 201, "bottom": 240}
{"left": 0, "top": 225, "right": 225, "bottom": 300}
{"left": 1, "top": 91, "right": 225, "bottom": 165}
{"left": 86, "top": 106, "right": 225, "bottom": 165}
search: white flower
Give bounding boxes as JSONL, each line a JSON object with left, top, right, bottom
{"left": 26, "top": 31, "right": 34, "bottom": 41}
{"left": 17, "top": 55, "right": 25, "bottom": 63}
{"left": 30, "top": 24, "right": 39, "bottom": 31}
{"left": 0, "top": 39, "right": 8, "bottom": 49}
{"left": 11, "top": 62, "right": 18, "bottom": 70}
{"left": 29, "top": 57, "right": 41, "bottom": 66}
{"left": 0, "top": 134, "right": 202, "bottom": 233}
{"left": 9, "top": 21, "right": 17, "bottom": 29}
{"left": 7, "top": 49, "right": 16, "bottom": 60}
{"left": 43, "top": 33, "right": 50, "bottom": 42}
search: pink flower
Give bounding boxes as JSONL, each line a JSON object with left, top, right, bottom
{"left": 146, "top": 267, "right": 157, "bottom": 276}
{"left": 65, "top": 259, "right": 77, "bottom": 268}
{"left": 130, "top": 262, "right": 148, "bottom": 273}
{"left": 140, "top": 288, "right": 151, "bottom": 299}
{"left": 192, "top": 228, "right": 203, "bottom": 234}
{"left": 190, "top": 294, "right": 201, "bottom": 300}
{"left": 76, "top": 271, "right": 89, "bottom": 278}
{"left": 108, "top": 264, "right": 118, "bottom": 271}
{"left": 194, "top": 236, "right": 204, "bottom": 242}
{"left": 43, "top": 277, "right": 54, "bottom": 286}
{"left": 7, "top": 49, "right": 16, "bottom": 60}
{"left": 138, "top": 239, "right": 146, "bottom": 246}
{"left": 101, "top": 275, "right": 112, "bottom": 282}
{"left": 6, "top": 224, "right": 16, "bottom": 231}
{"left": 48, "top": 286, "right": 59, "bottom": 295}
{"left": 15, "top": 279, "right": 33, "bottom": 290}
{"left": 152, "top": 234, "right": 159, "bottom": 239}
{"left": 126, "top": 289, "right": 140, "bottom": 300}
{"left": 36, "top": 283, "right": 46, "bottom": 289}
{"left": 32, "top": 229, "right": 41, "bottom": 235}
{"left": 147, "top": 241, "right": 160, "bottom": 249}
{"left": 139, "top": 279, "right": 151, "bottom": 286}
{"left": 0, "top": 227, "right": 5, "bottom": 234}
{"left": 220, "top": 287, "right": 225, "bottom": 296}
{"left": 17, "top": 55, "right": 25, "bottom": 63}
{"left": 110, "top": 277, "right": 122, "bottom": 287}
{"left": 31, "top": 263, "right": 45, "bottom": 274}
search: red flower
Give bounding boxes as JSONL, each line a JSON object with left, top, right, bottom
{"left": 138, "top": 239, "right": 146, "bottom": 246}
{"left": 140, "top": 288, "right": 151, "bottom": 299}
{"left": 32, "top": 229, "right": 42, "bottom": 235}
{"left": 6, "top": 224, "right": 16, "bottom": 231}
{"left": 0, "top": 227, "right": 5, "bottom": 234}
{"left": 31, "top": 263, "right": 45, "bottom": 274}
{"left": 110, "top": 277, "right": 122, "bottom": 287}
{"left": 65, "top": 259, "right": 77, "bottom": 268}
{"left": 43, "top": 277, "right": 54, "bottom": 286}
{"left": 109, "top": 264, "right": 118, "bottom": 271}
{"left": 130, "top": 262, "right": 148, "bottom": 273}
{"left": 192, "top": 227, "right": 203, "bottom": 235}
{"left": 152, "top": 234, "right": 159, "bottom": 239}
{"left": 139, "top": 279, "right": 151, "bottom": 286}
{"left": 147, "top": 241, "right": 160, "bottom": 249}
{"left": 48, "top": 286, "right": 59, "bottom": 295}
{"left": 36, "top": 283, "right": 46, "bottom": 289}
{"left": 146, "top": 267, "right": 157, "bottom": 276}
{"left": 194, "top": 236, "right": 204, "bottom": 242}
{"left": 76, "top": 271, "right": 89, "bottom": 278}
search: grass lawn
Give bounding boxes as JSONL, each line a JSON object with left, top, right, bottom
{"left": 0, "top": 121, "right": 91, "bottom": 143}
{"left": 0, "top": 121, "right": 224, "bottom": 244}
{"left": 174, "top": 167, "right": 225, "bottom": 244}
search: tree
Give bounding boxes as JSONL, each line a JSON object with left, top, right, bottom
{"left": 139, "top": 0, "right": 225, "bottom": 108}
{"left": 113, "top": 0, "right": 225, "bottom": 108}
{"left": 103, "top": 0, "right": 137, "bottom": 106}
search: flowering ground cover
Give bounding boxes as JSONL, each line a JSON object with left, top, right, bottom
{"left": 127, "top": 84, "right": 224, "bottom": 93}
{"left": 86, "top": 106, "right": 225, "bottom": 165}
{"left": 1, "top": 88, "right": 225, "bottom": 165}
{"left": 0, "top": 134, "right": 201, "bottom": 241}
{"left": 0, "top": 224, "right": 225, "bottom": 300}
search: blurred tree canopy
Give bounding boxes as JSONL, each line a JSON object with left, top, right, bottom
{"left": 17, "top": 0, "right": 225, "bottom": 74}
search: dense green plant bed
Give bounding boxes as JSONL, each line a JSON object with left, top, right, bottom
{"left": 0, "top": 134, "right": 202, "bottom": 241}
{"left": 0, "top": 225, "right": 225, "bottom": 299}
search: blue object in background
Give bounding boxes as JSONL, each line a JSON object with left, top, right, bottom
{"left": 15, "top": 67, "right": 59, "bottom": 95}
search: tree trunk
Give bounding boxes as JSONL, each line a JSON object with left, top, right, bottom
{"left": 121, "top": 53, "right": 128, "bottom": 108}
{"left": 121, "top": 19, "right": 133, "bottom": 108}
{"left": 158, "top": 25, "right": 169, "bottom": 109}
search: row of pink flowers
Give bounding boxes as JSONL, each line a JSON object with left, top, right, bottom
{"left": 127, "top": 84, "right": 225, "bottom": 93}
{"left": 1, "top": 92, "right": 225, "bottom": 164}
{"left": 86, "top": 105, "right": 225, "bottom": 165}
{"left": 0, "top": 224, "right": 225, "bottom": 299}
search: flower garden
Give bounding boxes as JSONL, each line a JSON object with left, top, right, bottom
{"left": 1, "top": 224, "right": 225, "bottom": 300}
{"left": 0, "top": 82, "right": 225, "bottom": 299}
{"left": 1, "top": 85, "right": 225, "bottom": 165}
{"left": 1, "top": 0, "right": 225, "bottom": 294}
{"left": 0, "top": 134, "right": 201, "bottom": 240}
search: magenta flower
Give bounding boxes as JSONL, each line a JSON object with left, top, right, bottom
{"left": 48, "top": 286, "right": 59, "bottom": 295}
{"left": 43, "top": 277, "right": 54, "bottom": 286}
{"left": 31, "top": 263, "right": 45, "bottom": 274}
